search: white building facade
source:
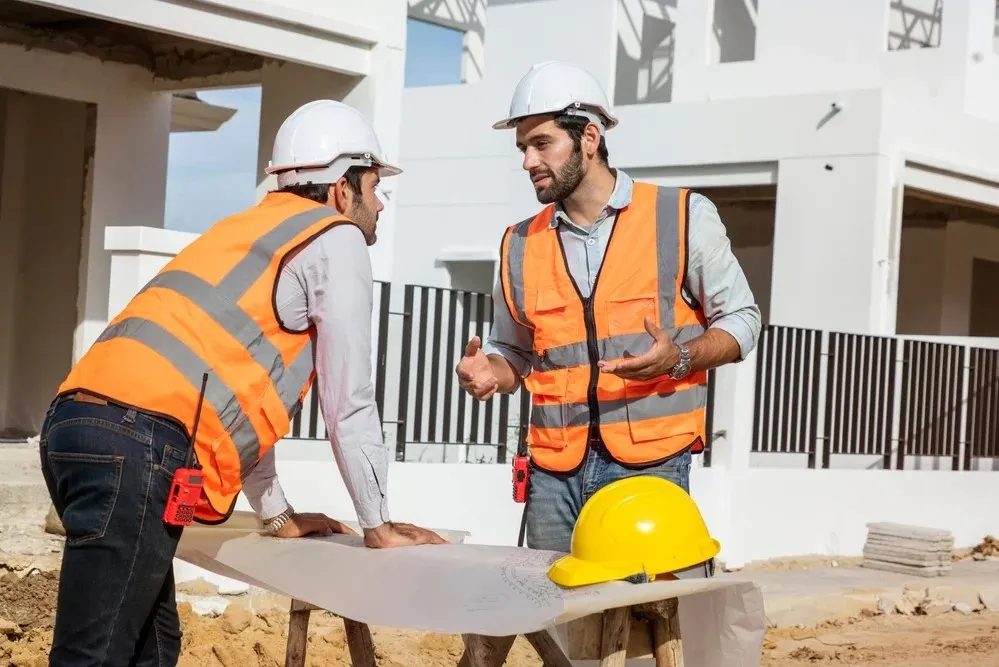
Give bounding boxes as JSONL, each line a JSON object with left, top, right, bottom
{"left": 4, "top": 0, "right": 999, "bottom": 571}
{"left": 396, "top": 0, "right": 999, "bottom": 340}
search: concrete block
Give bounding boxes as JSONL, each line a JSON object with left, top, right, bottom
{"left": 919, "top": 600, "right": 953, "bottom": 616}
{"left": 978, "top": 587, "right": 999, "bottom": 611}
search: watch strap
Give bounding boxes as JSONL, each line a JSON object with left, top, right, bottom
{"left": 263, "top": 505, "right": 295, "bottom": 534}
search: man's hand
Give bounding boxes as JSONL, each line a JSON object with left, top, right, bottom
{"left": 597, "top": 316, "right": 680, "bottom": 381}
{"left": 363, "top": 522, "right": 448, "bottom": 548}
{"left": 456, "top": 336, "right": 499, "bottom": 400}
{"left": 274, "top": 512, "right": 358, "bottom": 538}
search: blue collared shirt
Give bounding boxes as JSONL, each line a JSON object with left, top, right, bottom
{"left": 484, "top": 169, "right": 762, "bottom": 376}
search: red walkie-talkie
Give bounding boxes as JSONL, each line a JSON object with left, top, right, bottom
{"left": 513, "top": 428, "right": 530, "bottom": 547}
{"left": 163, "top": 372, "right": 209, "bottom": 527}
{"left": 512, "top": 455, "right": 529, "bottom": 503}
{"left": 512, "top": 425, "right": 529, "bottom": 503}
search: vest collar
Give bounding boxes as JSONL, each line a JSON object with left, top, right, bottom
{"left": 550, "top": 168, "right": 634, "bottom": 229}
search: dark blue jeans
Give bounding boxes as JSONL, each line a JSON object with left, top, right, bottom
{"left": 39, "top": 392, "right": 193, "bottom": 667}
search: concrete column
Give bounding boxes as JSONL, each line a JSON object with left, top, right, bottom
{"left": 0, "top": 91, "right": 29, "bottom": 430}
{"left": 769, "top": 154, "right": 896, "bottom": 335}
{"left": 703, "top": 350, "right": 757, "bottom": 569}
{"left": 74, "top": 88, "right": 172, "bottom": 362}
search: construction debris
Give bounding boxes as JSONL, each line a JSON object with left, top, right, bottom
{"left": 860, "top": 523, "right": 953, "bottom": 577}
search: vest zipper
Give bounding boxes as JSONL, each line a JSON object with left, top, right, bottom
{"left": 582, "top": 295, "right": 600, "bottom": 435}
{"left": 555, "top": 220, "right": 622, "bottom": 446}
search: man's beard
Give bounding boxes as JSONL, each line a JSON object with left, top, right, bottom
{"left": 350, "top": 202, "right": 378, "bottom": 245}
{"left": 532, "top": 149, "right": 585, "bottom": 204}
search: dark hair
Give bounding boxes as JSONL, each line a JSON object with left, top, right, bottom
{"left": 276, "top": 166, "right": 366, "bottom": 203}
{"left": 555, "top": 114, "right": 609, "bottom": 164}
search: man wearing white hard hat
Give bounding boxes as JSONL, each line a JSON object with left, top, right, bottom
{"left": 456, "top": 62, "right": 761, "bottom": 560}
{"left": 40, "top": 99, "right": 444, "bottom": 666}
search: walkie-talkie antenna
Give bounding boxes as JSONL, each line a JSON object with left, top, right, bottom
{"left": 186, "top": 372, "right": 209, "bottom": 470}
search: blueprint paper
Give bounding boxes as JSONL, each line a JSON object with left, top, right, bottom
{"left": 175, "top": 512, "right": 765, "bottom": 666}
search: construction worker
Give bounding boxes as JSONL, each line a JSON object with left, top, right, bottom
{"left": 456, "top": 62, "right": 761, "bottom": 573}
{"left": 38, "top": 99, "right": 445, "bottom": 666}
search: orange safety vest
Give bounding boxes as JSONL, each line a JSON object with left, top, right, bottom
{"left": 58, "top": 192, "right": 355, "bottom": 524}
{"left": 499, "top": 182, "right": 709, "bottom": 473}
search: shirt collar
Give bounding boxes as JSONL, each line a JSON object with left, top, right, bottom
{"left": 550, "top": 169, "right": 634, "bottom": 229}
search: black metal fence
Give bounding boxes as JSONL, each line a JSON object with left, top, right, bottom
{"left": 288, "top": 283, "right": 999, "bottom": 470}
{"left": 752, "top": 324, "right": 999, "bottom": 469}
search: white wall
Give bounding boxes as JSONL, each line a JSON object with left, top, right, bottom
{"left": 770, "top": 154, "right": 896, "bottom": 334}
{"left": 393, "top": 0, "right": 999, "bottom": 343}
{"left": 172, "top": 432, "right": 999, "bottom": 580}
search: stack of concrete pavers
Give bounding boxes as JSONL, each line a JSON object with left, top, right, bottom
{"left": 861, "top": 522, "right": 953, "bottom": 577}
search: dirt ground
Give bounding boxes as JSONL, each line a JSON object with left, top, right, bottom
{"left": 2, "top": 561, "right": 999, "bottom": 666}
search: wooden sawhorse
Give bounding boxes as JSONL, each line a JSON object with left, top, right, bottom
{"left": 284, "top": 597, "right": 684, "bottom": 667}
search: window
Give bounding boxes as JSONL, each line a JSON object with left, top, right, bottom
{"left": 404, "top": 18, "right": 465, "bottom": 87}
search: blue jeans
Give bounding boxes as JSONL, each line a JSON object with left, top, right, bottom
{"left": 39, "top": 392, "right": 193, "bottom": 667}
{"left": 525, "top": 441, "right": 713, "bottom": 578}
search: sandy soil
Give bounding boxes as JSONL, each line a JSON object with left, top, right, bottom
{"left": 764, "top": 612, "right": 999, "bottom": 666}
{"left": 3, "top": 562, "right": 999, "bottom": 667}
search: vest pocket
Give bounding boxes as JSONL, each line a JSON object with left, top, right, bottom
{"left": 606, "top": 294, "right": 657, "bottom": 357}
{"left": 532, "top": 289, "right": 570, "bottom": 352}
{"left": 524, "top": 369, "right": 569, "bottom": 451}
{"left": 622, "top": 377, "right": 694, "bottom": 444}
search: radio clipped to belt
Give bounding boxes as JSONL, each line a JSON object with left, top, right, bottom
{"left": 163, "top": 372, "right": 209, "bottom": 527}
{"left": 512, "top": 432, "right": 529, "bottom": 503}
{"left": 512, "top": 429, "right": 530, "bottom": 547}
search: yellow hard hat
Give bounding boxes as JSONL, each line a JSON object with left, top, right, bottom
{"left": 547, "top": 476, "right": 720, "bottom": 588}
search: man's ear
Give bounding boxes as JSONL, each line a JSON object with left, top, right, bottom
{"left": 330, "top": 178, "right": 350, "bottom": 214}
{"left": 583, "top": 123, "right": 603, "bottom": 159}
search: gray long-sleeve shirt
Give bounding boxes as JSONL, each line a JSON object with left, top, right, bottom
{"left": 240, "top": 222, "right": 390, "bottom": 530}
{"left": 483, "top": 169, "right": 762, "bottom": 376}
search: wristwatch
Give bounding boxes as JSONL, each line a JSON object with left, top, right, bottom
{"left": 668, "top": 344, "right": 691, "bottom": 380}
{"left": 263, "top": 505, "right": 295, "bottom": 535}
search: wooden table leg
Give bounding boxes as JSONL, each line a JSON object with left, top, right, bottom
{"left": 285, "top": 599, "right": 314, "bottom": 667}
{"left": 636, "top": 598, "right": 684, "bottom": 667}
{"left": 598, "top": 606, "right": 632, "bottom": 667}
{"left": 343, "top": 618, "right": 377, "bottom": 667}
{"left": 524, "top": 630, "right": 573, "bottom": 667}
{"left": 284, "top": 600, "right": 378, "bottom": 667}
{"left": 458, "top": 634, "right": 516, "bottom": 667}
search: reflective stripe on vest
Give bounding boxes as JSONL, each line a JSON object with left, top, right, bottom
{"left": 500, "top": 183, "right": 709, "bottom": 472}
{"left": 59, "top": 193, "right": 349, "bottom": 523}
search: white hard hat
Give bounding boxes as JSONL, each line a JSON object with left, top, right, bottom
{"left": 266, "top": 99, "right": 402, "bottom": 188}
{"left": 492, "top": 61, "right": 618, "bottom": 133}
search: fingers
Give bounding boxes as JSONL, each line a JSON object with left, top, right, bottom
{"left": 643, "top": 315, "right": 666, "bottom": 341}
{"left": 457, "top": 371, "right": 499, "bottom": 400}
{"left": 598, "top": 355, "right": 658, "bottom": 380}
{"left": 463, "top": 336, "right": 481, "bottom": 357}
{"left": 330, "top": 518, "right": 358, "bottom": 536}
{"left": 394, "top": 522, "right": 448, "bottom": 545}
